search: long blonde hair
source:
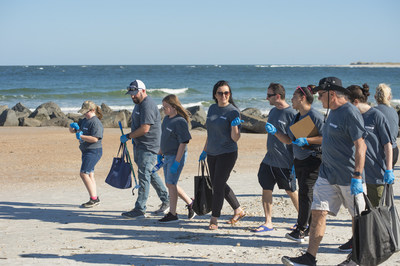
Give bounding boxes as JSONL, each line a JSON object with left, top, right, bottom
{"left": 375, "top": 83, "right": 392, "bottom": 106}
{"left": 162, "top": 94, "right": 190, "bottom": 123}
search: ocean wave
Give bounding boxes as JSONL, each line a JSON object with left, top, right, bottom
{"left": 147, "top": 88, "right": 190, "bottom": 95}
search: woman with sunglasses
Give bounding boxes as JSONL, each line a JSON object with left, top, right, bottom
{"left": 199, "top": 80, "right": 245, "bottom": 230}
{"left": 271, "top": 86, "right": 324, "bottom": 243}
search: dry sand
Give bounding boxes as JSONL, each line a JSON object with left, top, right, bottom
{"left": 1, "top": 127, "right": 400, "bottom": 265}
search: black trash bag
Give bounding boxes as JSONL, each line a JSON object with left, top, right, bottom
{"left": 192, "top": 161, "right": 213, "bottom": 216}
{"left": 105, "top": 143, "right": 132, "bottom": 189}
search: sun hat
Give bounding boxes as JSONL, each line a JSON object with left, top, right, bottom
{"left": 78, "top": 100, "right": 97, "bottom": 114}
{"left": 312, "top": 77, "right": 349, "bottom": 94}
{"left": 126, "top": 80, "right": 146, "bottom": 95}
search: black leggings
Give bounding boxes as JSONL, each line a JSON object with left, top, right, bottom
{"left": 207, "top": 151, "right": 240, "bottom": 217}
{"left": 293, "top": 154, "right": 321, "bottom": 230}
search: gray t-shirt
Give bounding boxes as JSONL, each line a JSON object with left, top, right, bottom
{"left": 374, "top": 104, "right": 398, "bottom": 148}
{"left": 206, "top": 103, "right": 240, "bottom": 156}
{"left": 161, "top": 115, "right": 192, "bottom": 155}
{"left": 363, "top": 108, "right": 392, "bottom": 185}
{"left": 319, "top": 102, "right": 368, "bottom": 186}
{"left": 131, "top": 96, "right": 161, "bottom": 154}
{"left": 79, "top": 116, "right": 103, "bottom": 151}
{"left": 287, "top": 107, "right": 324, "bottom": 160}
{"left": 262, "top": 106, "right": 296, "bottom": 169}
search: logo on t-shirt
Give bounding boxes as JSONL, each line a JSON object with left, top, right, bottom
{"left": 278, "top": 120, "right": 286, "bottom": 126}
{"left": 135, "top": 111, "right": 140, "bottom": 115}
{"left": 220, "top": 116, "right": 227, "bottom": 120}
{"left": 365, "top": 126, "right": 374, "bottom": 131}
{"left": 166, "top": 127, "right": 172, "bottom": 132}
{"left": 329, "top": 123, "right": 337, "bottom": 128}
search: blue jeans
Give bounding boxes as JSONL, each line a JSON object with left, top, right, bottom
{"left": 80, "top": 148, "right": 102, "bottom": 174}
{"left": 133, "top": 148, "right": 169, "bottom": 213}
{"left": 163, "top": 151, "right": 187, "bottom": 185}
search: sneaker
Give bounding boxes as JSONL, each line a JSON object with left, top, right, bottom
{"left": 121, "top": 209, "right": 145, "bottom": 219}
{"left": 81, "top": 197, "right": 100, "bottom": 208}
{"left": 338, "top": 237, "right": 353, "bottom": 252}
{"left": 154, "top": 202, "right": 170, "bottom": 215}
{"left": 186, "top": 199, "right": 196, "bottom": 220}
{"left": 285, "top": 228, "right": 306, "bottom": 243}
{"left": 337, "top": 253, "right": 358, "bottom": 266}
{"left": 282, "top": 252, "right": 317, "bottom": 266}
{"left": 159, "top": 212, "right": 179, "bottom": 223}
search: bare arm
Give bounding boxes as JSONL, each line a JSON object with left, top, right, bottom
{"left": 231, "top": 124, "right": 241, "bottom": 142}
{"left": 126, "top": 124, "right": 151, "bottom": 139}
{"left": 274, "top": 132, "right": 291, "bottom": 144}
{"left": 384, "top": 142, "right": 393, "bottom": 171}
{"left": 202, "top": 138, "right": 208, "bottom": 152}
{"left": 306, "top": 135, "right": 323, "bottom": 145}
{"left": 175, "top": 143, "right": 187, "bottom": 162}
{"left": 80, "top": 135, "right": 99, "bottom": 143}
{"left": 353, "top": 137, "right": 367, "bottom": 179}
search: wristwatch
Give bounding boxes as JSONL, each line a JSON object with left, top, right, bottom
{"left": 353, "top": 171, "right": 361, "bottom": 176}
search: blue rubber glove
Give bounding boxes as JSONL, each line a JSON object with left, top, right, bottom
{"left": 384, "top": 169, "right": 394, "bottom": 184}
{"left": 350, "top": 178, "right": 363, "bottom": 195}
{"left": 292, "top": 137, "right": 309, "bottom": 147}
{"left": 76, "top": 131, "right": 83, "bottom": 140}
{"left": 170, "top": 161, "right": 180, "bottom": 174}
{"left": 291, "top": 165, "right": 296, "bottom": 179}
{"left": 70, "top": 122, "right": 79, "bottom": 131}
{"left": 231, "top": 117, "right": 244, "bottom": 126}
{"left": 199, "top": 150, "right": 207, "bottom": 161}
{"left": 120, "top": 134, "right": 129, "bottom": 143}
{"left": 265, "top": 122, "right": 277, "bottom": 135}
{"left": 157, "top": 154, "right": 164, "bottom": 165}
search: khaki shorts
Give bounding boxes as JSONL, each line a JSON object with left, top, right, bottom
{"left": 311, "top": 176, "right": 366, "bottom": 217}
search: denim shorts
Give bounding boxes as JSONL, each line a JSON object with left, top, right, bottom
{"left": 163, "top": 151, "right": 187, "bottom": 185}
{"left": 80, "top": 148, "right": 102, "bottom": 174}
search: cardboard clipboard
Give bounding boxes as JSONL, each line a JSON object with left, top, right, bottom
{"left": 290, "top": 115, "right": 319, "bottom": 139}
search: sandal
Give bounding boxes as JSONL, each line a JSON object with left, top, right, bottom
{"left": 209, "top": 220, "right": 218, "bottom": 230}
{"left": 227, "top": 210, "right": 246, "bottom": 224}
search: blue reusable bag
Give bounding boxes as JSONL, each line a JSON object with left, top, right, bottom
{"left": 105, "top": 143, "right": 132, "bottom": 189}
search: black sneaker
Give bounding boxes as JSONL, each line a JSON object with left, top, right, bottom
{"left": 159, "top": 212, "right": 179, "bottom": 223}
{"left": 81, "top": 197, "right": 100, "bottom": 208}
{"left": 282, "top": 252, "right": 317, "bottom": 266}
{"left": 186, "top": 199, "right": 196, "bottom": 220}
{"left": 338, "top": 237, "right": 353, "bottom": 252}
{"left": 337, "top": 253, "right": 358, "bottom": 266}
{"left": 121, "top": 209, "right": 145, "bottom": 219}
{"left": 154, "top": 202, "right": 170, "bottom": 215}
{"left": 285, "top": 228, "right": 306, "bottom": 243}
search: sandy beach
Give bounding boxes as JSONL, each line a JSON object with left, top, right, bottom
{"left": 1, "top": 127, "right": 400, "bottom": 265}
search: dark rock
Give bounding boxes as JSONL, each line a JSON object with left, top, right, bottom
{"left": 0, "top": 109, "right": 19, "bottom": 126}
{"left": 102, "top": 110, "right": 128, "bottom": 128}
{"left": 30, "top": 102, "right": 66, "bottom": 120}
{"left": 67, "top": 113, "right": 83, "bottom": 123}
{"left": 241, "top": 108, "right": 262, "bottom": 117}
{"left": 187, "top": 105, "right": 207, "bottom": 129}
{"left": 19, "top": 117, "right": 42, "bottom": 127}
{"left": 240, "top": 112, "right": 267, "bottom": 133}
{"left": 29, "top": 106, "right": 51, "bottom": 121}
{"left": 40, "top": 117, "right": 72, "bottom": 127}
{"left": 12, "top": 102, "right": 32, "bottom": 119}
{"left": 0, "top": 105, "right": 8, "bottom": 116}
{"left": 101, "top": 103, "right": 113, "bottom": 114}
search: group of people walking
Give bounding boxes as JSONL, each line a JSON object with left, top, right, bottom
{"left": 68, "top": 77, "right": 398, "bottom": 266}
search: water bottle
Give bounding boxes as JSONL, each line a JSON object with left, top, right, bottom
{"left": 152, "top": 161, "right": 164, "bottom": 173}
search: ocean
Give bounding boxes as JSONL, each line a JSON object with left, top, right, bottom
{"left": 1, "top": 65, "right": 400, "bottom": 114}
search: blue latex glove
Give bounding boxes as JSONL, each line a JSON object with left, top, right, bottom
{"left": 265, "top": 122, "right": 277, "bottom": 135}
{"left": 292, "top": 137, "right": 309, "bottom": 147}
{"left": 199, "top": 150, "right": 207, "bottom": 161}
{"left": 291, "top": 165, "right": 296, "bottom": 179}
{"left": 120, "top": 134, "right": 129, "bottom": 143}
{"left": 384, "top": 169, "right": 394, "bottom": 184}
{"left": 350, "top": 178, "right": 363, "bottom": 195}
{"left": 157, "top": 154, "right": 164, "bottom": 165}
{"left": 170, "top": 161, "right": 180, "bottom": 174}
{"left": 231, "top": 117, "right": 244, "bottom": 126}
{"left": 76, "top": 131, "right": 83, "bottom": 140}
{"left": 70, "top": 122, "right": 79, "bottom": 131}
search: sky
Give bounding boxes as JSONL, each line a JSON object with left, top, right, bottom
{"left": 1, "top": 0, "right": 399, "bottom": 65}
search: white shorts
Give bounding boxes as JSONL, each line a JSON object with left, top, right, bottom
{"left": 311, "top": 176, "right": 366, "bottom": 217}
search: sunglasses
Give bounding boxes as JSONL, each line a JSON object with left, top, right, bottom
{"left": 217, "top": 91, "right": 230, "bottom": 96}
{"left": 267, "top": 93, "right": 277, "bottom": 98}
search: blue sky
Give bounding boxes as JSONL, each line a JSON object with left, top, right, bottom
{"left": 1, "top": 0, "right": 399, "bottom": 65}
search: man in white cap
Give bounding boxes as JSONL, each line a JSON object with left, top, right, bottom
{"left": 120, "top": 80, "right": 169, "bottom": 218}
